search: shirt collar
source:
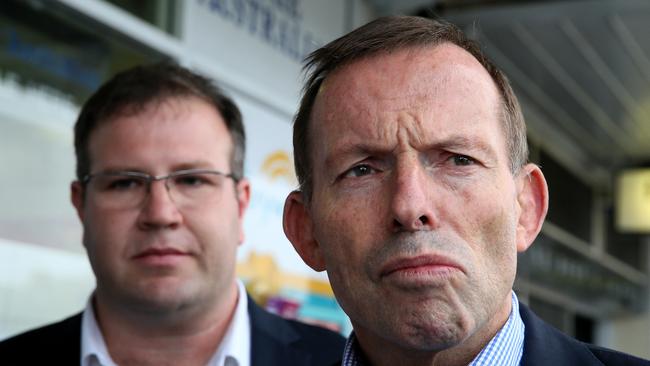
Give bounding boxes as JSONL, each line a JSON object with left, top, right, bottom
{"left": 468, "top": 292, "right": 525, "bottom": 366}
{"left": 341, "top": 292, "right": 525, "bottom": 366}
{"left": 341, "top": 332, "right": 364, "bottom": 366}
{"left": 206, "top": 280, "right": 251, "bottom": 366}
{"left": 80, "top": 297, "right": 117, "bottom": 366}
{"left": 81, "top": 280, "right": 251, "bottom": 366}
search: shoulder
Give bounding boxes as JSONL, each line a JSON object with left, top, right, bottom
{"left": 589, "top": 345, "right": 650, "bottom": 366}
{"left": 519, "top": 304, "right": 650, "bottom": 366}
{"left": 248, "top": 296, "right": 345, "bottom": 366}
{"left": 0, "top": 313, "right": 82, "bottom": 365}
{"left": 280, "top": 315, "right": 347, "bottom": 351}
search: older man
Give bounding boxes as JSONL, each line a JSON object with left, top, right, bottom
{"left": 0, "top": 63, "right": 344, "bottom": 365}
{"left": 283, "top": 16, "right": 649, "bottom": 366}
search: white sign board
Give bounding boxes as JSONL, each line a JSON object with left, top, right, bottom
{"left": 184, "top": 0, "right": 347, "bottom": 107}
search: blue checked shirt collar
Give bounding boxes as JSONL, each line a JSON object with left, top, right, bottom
{"left": 341, "top": 292, "right": 525, "bottom": 366}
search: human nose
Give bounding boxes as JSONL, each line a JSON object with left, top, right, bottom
{"left": 390, "top": 159, "right": 437, "bottom": 232}
{"left": 136, "top": 178, "right": 183, "bottom": 230}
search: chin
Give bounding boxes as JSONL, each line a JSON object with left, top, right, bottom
{"left": 128, "top": 283, "right": 198, "bottom": 310}
{"left": 132, "top": 294, "right": 193, "bottom": 314}
{"left": 395, "top": 321, "right": 467, "bottom": 351}
{"left": 389, "top": 304, "right": 473, "bottom": 352}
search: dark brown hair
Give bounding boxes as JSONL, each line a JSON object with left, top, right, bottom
{"left": 293, "top": 16, "right": 526, "bottom": 200}
{"left": 74, "top": 62, "right": 245, "bottom": 181}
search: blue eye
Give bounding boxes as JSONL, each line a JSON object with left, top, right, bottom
{"left": 345, "top": 164, "right": 376, "bottom": 178}
{"left": 451, "top": 155, "right": 475, "bottom": 166}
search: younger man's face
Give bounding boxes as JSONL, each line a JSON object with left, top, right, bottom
{"left": 72, "top": 96, "right": 249, "bottom": 313}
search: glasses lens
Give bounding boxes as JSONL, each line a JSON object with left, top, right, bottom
{"left": 168, "top": 171, "right": 225, "bottom": 205}
{"left": 88, "top": 174, "right": 148, "bottom": 209}
{"left": 86, "top": 170, "right": 231, "bottom": 209}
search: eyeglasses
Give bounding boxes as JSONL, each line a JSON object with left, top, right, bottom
{"left": 82, "top": 169, "right": 239, "bottom": 209}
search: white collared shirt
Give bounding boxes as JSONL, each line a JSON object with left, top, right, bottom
{"left": 81, "top": 280, "right": 251, "bottom": 366}
{"left": 206, "top": 280, "right": 250, "bottom": 366}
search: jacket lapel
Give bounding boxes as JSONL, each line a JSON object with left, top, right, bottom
{"left": 248, "top": 296, "right": 313, "bottom": 366}
{"left": 519, "top": 304, "right": 603, "bottom": 366}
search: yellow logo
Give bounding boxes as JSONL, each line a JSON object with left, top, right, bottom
{"left": 237, "top": 252, "right": 334, "bottom": 305}
{"left": 261, "top": 150, "right": 296, "bottom": 184}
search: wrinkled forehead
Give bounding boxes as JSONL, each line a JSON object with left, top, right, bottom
{"left": 317, "top": 44, "right": 496, "bottom": 104}
{"left": 310, "top": 43, "right": 503, "bottom": 142}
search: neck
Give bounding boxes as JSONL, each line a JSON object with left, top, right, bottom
{"left": 356, "top": 292, "right": 513, "bottom": 366}
{"left": 93, "top": 281, "right": 239, "bottom": 366}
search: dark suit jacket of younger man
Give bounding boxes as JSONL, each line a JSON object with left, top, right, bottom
{"left": 0, "top": 295, "right": 345, "bottom": 366}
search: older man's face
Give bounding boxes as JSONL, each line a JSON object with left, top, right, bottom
{"left": 285, "top": 44, "right": 546, "bottom": 356}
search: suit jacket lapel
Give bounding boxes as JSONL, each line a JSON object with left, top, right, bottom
{"left": 519, "top": 304, "right": 603, "bottom": 366}
{"left": 248, "top": 296, "right": 313, "bottom": 366}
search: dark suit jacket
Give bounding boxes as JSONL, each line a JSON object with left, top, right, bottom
{"left": 520, "top": 303, "right": 649, "bottom": 366}
{"left": 0, "top": 296, "right": 345, "bottom": 365}
{"left": 325, "top": 303, "right": 648, "bottom": 366}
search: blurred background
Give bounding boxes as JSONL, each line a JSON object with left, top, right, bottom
{"left": 1, "top": 0, "right": 649, "bottom": 358}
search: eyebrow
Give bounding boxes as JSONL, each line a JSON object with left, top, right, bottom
{"left": 323, "top": 134, "right": 500, "bottom": 170}
{"left": 323, "top": 143, "right": 391, "bottom": 172}
{"left": 170, "top": 161, "right": 218, "bottom": 171}
{"left": 95, "top": 161, "right": 218, "bottom": 175}
{"left": 431, "top": 135, "right": 499, "bottom": 162}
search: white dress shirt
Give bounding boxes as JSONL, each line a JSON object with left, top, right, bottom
{"left": 81, "top": 280, "right": 251, "bottom": 366}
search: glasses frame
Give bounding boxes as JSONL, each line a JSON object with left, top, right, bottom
{"left": 82, "top": 168, "right": 239, "bottom": 187}
{"left": 81, "top": 169, "right": 240, "bottom": 208}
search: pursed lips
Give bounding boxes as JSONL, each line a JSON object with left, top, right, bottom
{"left": 379, "top": 254, "right": 464, "bottom": 279}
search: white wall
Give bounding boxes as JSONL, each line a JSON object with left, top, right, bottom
{"left": 0, "top": 238, "right": 94, "bottom": 340}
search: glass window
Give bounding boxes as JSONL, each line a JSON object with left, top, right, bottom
{"left": 539, "top": 150, "right": 593, "bottom": 243}
{"left": 529, "top": 297, "right": 568, "bottom": 333}
{"left": 1, "top": 0, "right": 169, "bottom": 106}
{"left": 606, "top": 207, "right": 646, "bottom": 271}
{"left": 104, "top": 0, "right": 179, "bottom": 35}
{"left": 519, "top": 232, "right": 644, "bottom": 313}
{"left": 0, "top": 0, "right": 169, "bottom": 340}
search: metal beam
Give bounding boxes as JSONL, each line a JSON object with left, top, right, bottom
{"left": 561, "top": 19, "right": 650, "bottom": 146}
{"left": 481, "top": 38, "right": 612, "bottom": 160}
{"left": 513, "top": 22, "right": 637, "bottom": 155}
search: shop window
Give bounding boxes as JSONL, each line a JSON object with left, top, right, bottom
{"left": 529, "top": 297, "right": 568, "bottom": 333}
{"left": 0, "top": 0, "right": 169, "bottom": 106}
{"left": 519, "top": 232, "right": 643, "bottom": 313}
{"left": 606, "top": 207, "right": 646, "bottom": 271}
{"left": 0, "top": 0, "right": 172, "bottom": 340}
{"left": 539, "top": 150, "right": 593, "bottom": 243}
{"left": 104, "top": 0, "right": 179, "bottom": 35}
{"left": 575, "top": 314, "right": 595, "bottom": 343}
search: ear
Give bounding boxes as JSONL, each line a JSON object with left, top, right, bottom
{"left": 283, "top": 191, "right": 326, "bottom": 271}
{"left": 515, "top": 164, "right": 548, "bottom": 253}
{"left": 70, "top": 181, "right": 85, "bottom": 221}
{"left": 236, "top": 178, "right": 251, "bottom": 244}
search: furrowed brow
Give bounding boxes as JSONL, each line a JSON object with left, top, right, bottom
{"left": 324, "top": 143, "right": 392, "bottom": 171}
{"left": 431, "top": 135, "right": 498, "bottom": 162}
